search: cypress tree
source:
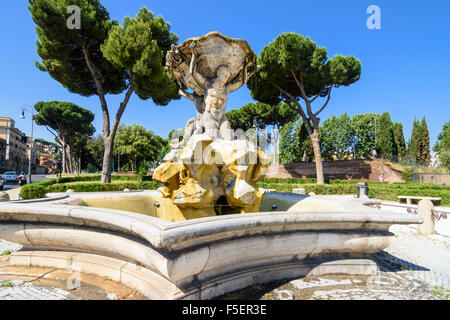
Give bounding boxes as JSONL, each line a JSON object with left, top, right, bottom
{"left": 375, "top": 112, "right": 395, "bottom": 158}
{"left": 393, "top": 122, "right": 406, "bottom": 158}
{"left": 408, "top": 118, "right": 421, "bottom": 161}
{"left": 419, "top": 117, "right": 431, "bottom": 164}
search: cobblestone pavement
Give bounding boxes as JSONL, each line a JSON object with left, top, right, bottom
{"left": 374, "top": 224, "right": 450, "bottom": 289}
{"left": 0, "top": 280, "right": 75, "bottom": 300}
{"left": 0, "top": 254, "right": 146, "bottom": 300}
{"left": 221, "top": 272, "right": 449, "bottom": 300}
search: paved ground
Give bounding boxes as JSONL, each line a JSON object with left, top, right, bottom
{"left": 1, "top": 174, "right": 54, "bottom": 200}
{"left": 0, "top": 255, "right": 146, "bottom": 300}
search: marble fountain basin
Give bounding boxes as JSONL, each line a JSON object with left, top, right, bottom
{"left": 0, "top": 191, "right": 422, "bottom": 299}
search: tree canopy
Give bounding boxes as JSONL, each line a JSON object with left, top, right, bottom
{"left": 350, "top": 113, "right": 378, "bottom": 159}
{"left": 29, "top": 0, "right": 126, "bottom": 96}
{"left": 434, "top": 121, "right": 450, "bottom": 167}
{"left": 247, "top": 32, "right": 361, "bottom": 183}
{"left": 29, "top": 1, "right": 179, "bottom": 182}
{"left": 279, "top": 120, "right": 313, "bottom": 163}
{"left": 320, "top": 113, "right": 354, "bottom": 160}
{"left": 375, "top": 112, "right": 395, "bottom": 158}
{"left": 113, "top": 124, "right": 167, "bottom": 172}
{"left": 34, "top": 100, "right": 95, "bottom": 173}
{"left": 408, "top": 117, "right": 431, "bottom": 165}
{"left": 226, "top": 102, "right": 297, "bottom": 163}
{"left": 393, "top": 122, "right": 406, "bottom": 158}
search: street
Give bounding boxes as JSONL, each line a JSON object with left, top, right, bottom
{"left": 1, "top": 174, "right": 53, "bottom": 199}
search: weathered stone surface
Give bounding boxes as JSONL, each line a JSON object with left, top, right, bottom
{"left": 154, "top": 31, "right": 266, "bottom": 219}
{"left": 417, "top": 199, "right": 435, "bottom": 235}
{"left": 0, "top": 195, "right": 423, "bottom": 300}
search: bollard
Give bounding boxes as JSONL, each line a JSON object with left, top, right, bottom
{"left": 356, "top": 182, "right": 369, "bottom": 198}
{"left": 417, "top": 199, "right": 434, "bottom": 236}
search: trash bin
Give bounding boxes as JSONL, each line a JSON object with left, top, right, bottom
{"left": 357, "top": 182, "right": 368, "bottom": 198}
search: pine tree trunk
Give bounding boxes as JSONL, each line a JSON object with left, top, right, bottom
{"left": 101, "top": 136, "right": 113, "bottom": 183}
{"left": 61, "top": 142, "right": 69, "bottom": 174}
{"left": 67, "top": 145, "right": 73, "bottom": 174}
{"left": 310, "top": 128, "right": 325, "bottom": 184}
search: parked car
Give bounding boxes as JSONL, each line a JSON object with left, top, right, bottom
{"left": 0, "top": 175, "right": 4, "bottom": 190}
{"left": 2, "top": 171, "right": 18, "bottom": 183}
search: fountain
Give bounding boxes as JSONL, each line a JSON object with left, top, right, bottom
{"left": 0, "top": 32, "right": 422, "bottom": 300}
{"left": 153, "top": 31, "right": 267, "bottom": 220}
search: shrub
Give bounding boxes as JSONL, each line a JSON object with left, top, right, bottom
{"left": 19, "top": 184, "right": 47, "bottom": 199}
{"left": 20, "top": 178, "right": 159, "bottom": 199}
{"left": 257, "top": 178, "right": 450, "bottom": 206}
{"left": 402, "top": 167, "right": 413, "bottom": 182}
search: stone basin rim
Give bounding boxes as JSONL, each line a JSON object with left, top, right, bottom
{"left": 0, "top": 193, "right": 423, "bottom": 251}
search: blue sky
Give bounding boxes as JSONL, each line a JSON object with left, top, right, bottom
{"left": 0, "top": 0, "right": 449, "bottom": 147}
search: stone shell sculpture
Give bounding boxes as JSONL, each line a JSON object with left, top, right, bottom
{"left": 165, "top": 31, "right": 258, "bottom": 96}
{"left": 153, "top": 31, "right": 267, "bottom": 219}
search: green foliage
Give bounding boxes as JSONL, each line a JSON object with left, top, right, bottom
{"left": 34, "top": 101, "right": 95, "bottom": 140}
{"left": 100, "top": 7, "right": 179, "bottom": 105}
{"left": 85, "top": 135, "right": 104, "bottom": 171}
{"left": 248, "top": 33, "right": 361, "bottom": 104}
{"left": 279, "top": 120, "right": 314, "bottom": 163}
{"left": 408, "top": 117, "right": 431, "bottom": 165}
{"left": 114, "top": 123, "right": 167, "bottom": 171}
{"left": 29, "top": 1, "right": 180, "bottom": 182}
{"left": 408, "top": 118, "right": 421, "bottom": 161}
{"left": 0, "top": 282, "right": 13, "bottom": 288}
{"left": 226, "top": 108, "right": 252, "bottom": 132}
{"left": 393, "top": 122, "right": 406, "bottom": 157}
{"left": 401, "top": 167, "right": 413, "bottom": 182}
{"left": 257, "top": 179, "right": 450, "bottom": 206}
{"left": 434, "top": 121, "right": 450, "bottom": 167}
{"left": 34, "top": 138, "right": 60, "bottom": 148}
{"left": 227, "top": 101, "right": 298, "bottom": 163}
{"left": 320, "top": 113, "right": 354, "bottom": 160}
{"left": 33, "top": 100, "right": 95, "bottom": 173}
{"left": 350, "top": 113, "right": 378, "bottom": 159}
{"left": 247, "top": 32, "right": 361, "bottom": 184}
{"left": 20, "top": 175, "right": 158, "bottom": 199}
{"left": 29, "top": 0, "right": 127, "bottom": 96}
{"left": 418, "top": 117, "right": 431, "bottom": 164}
{"left": 255, "top": 102, "right": 298, "bottom": 130}
{"left": 375, "top": 112, "right": 395, "bottom": 158}
{"left": 137, "top": 162, "right": 150, "bottom": 175}
{"left": 87, "top": 163, "right": 97, "bottom": 173}
{"left": 434, "top": 122, "right": 450, "bottom": 153}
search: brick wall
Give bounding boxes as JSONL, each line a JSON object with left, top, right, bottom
{"left": 266, "top": 159, "right": 404, "bottom": 183}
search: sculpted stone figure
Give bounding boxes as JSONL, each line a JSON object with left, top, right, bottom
{"left": 154, "top": 31, "right": 267, "bottom": 218}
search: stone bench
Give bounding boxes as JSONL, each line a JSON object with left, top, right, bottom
{"left": 397, "top": 196, "right": 441, "bottom": 205}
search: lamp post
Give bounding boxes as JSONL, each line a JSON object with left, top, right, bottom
{"left": 20, "top": 105, "right": 34, "bottom": 184}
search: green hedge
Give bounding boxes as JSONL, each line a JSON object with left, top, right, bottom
{"left": 20, "top": 178, "right": 159, "bottom": 200}
{"left": 258, "top": 182, "right": 356, "bottom": 195}
{"left": 54, "top": 174, "right": 144, "bottom": 183}
{"left": 257, "top": 179, "right": 450, "bottom": 206}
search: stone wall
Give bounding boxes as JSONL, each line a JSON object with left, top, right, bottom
{"left": 266, "top": 159, "right": 404, "bottom": 183}
{"left": 412, "top": 173, "right": 450, "bottom": 185}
